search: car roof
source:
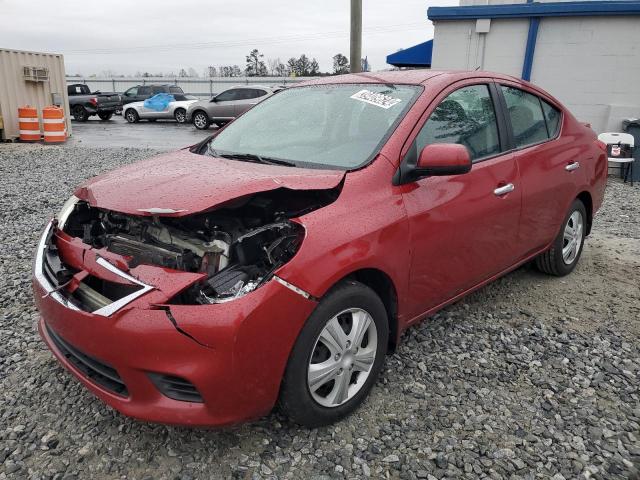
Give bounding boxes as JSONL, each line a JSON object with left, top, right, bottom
{"left": 297, "top": 70, "right": 525, "bottom": 86}
{"left": 135, "top": 84, "right": 181, "bottom": 87}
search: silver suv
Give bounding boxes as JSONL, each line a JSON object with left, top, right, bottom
{"left": 187, "top": 85, "right": 281, "bottom": 130}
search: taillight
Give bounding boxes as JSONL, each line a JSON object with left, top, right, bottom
{"left": 89, "top": 97, "right": 98, "bottom": 107}
{"left": 596, "top": 140, "right": 607, "bottom": 152}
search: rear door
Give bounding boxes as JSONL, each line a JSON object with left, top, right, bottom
{"left": 235, "top": 88, "right": 269, "bottom": 115}
{"left": 137, "top": 86, "right": 152, "bottom": 102}
{"left": 400, "top": 81, "right": 522, "bottom": 316}
{"left": 497, "top": 82, "right": 580, "bottom": 257}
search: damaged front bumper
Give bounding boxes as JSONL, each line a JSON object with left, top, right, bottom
{"left": 34, "top": 221, "right": 317, "bottom": 426}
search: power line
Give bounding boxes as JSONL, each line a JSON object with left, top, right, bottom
{"left": 65, "top": 23, "right": 427, "bottom": 55}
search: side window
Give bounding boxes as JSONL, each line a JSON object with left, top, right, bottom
{"left": 216, "top": 89, "right": 240, "bottom": 101}
{"left": 151, "top": 86, "right": 164, "bottom": 94}
{"left": 138, "top": 86, "right": 151, "bottom": 96}
{"left": 169, "top": 86, "right": 183, "bottom": 94}
{"left": 501, "top": 86, "right": 548, "bottom": 147}
{"left": 541, "top": 100, "right": 561, "bottom": 138}
{"left": 251, "top": 89, "right": 267, "bottom": 98}
{"left": 125, "top": 87, "right": 138, "bottom": 97}
{"left": 416, "top": 84, "right": 501, "bottom": 162}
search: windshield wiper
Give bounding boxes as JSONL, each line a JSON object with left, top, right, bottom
{"left": 217, "top": 152, "right": 296, "bottom": 167}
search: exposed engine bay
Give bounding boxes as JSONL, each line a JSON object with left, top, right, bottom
{"left": 61, "top": 188, "right": 338, "bottom": 304}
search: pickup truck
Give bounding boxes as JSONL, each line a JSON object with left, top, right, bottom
{"left": 67, "top": 84, "right": 122, "bottom": 122}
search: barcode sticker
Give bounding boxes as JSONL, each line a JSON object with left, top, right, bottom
{"left": 350, "top": 89, "right": 402, "bottom": 109}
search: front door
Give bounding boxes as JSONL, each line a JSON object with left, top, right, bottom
{"left": 211, "top": 88, "right": 243, "bottom": 120}
{"left": 400, "top": 82, "right": 522, "bottom": 318}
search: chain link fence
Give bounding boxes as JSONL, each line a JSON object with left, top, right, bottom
{"left": 66, "top": 77, "right": 319, "bottom": 98}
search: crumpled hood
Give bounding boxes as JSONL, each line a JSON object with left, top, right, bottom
{"left": 75, "top": 149, "right": 345, "bottom": 217}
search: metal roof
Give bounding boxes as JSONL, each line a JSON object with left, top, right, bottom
{"left": 428, "top": 1, "right": 640, "bottom": 20}
{"left": 386, "top": 40, "right": 433, "bottom": 68}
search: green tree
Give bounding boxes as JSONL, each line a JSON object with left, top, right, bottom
{"left": 332, "top": 53, "right": 349, "bottom": 74}
{"left": 245, "top": 49, "right": 268, "bottom": 77}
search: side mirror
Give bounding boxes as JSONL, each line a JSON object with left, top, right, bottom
{"left": 415, "top": 144, "right": 472, "bottom": 177}
{"left": 211, "top": 96, "right": 219, "bottom": 102}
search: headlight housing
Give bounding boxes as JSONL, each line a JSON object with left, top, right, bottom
{"left": 55, "top": 195, "right": 80, "bottom": 230}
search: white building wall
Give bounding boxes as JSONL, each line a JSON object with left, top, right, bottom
{"left": 432, "top": 19, "right": 528, "bottom": 74}
{"left": 531, "top": 17, "right": 640, "bottom": 132}
{"left": 431, "top": 14, "right": 640, "bottom": 132}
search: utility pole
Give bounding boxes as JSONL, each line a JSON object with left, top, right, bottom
{"left": 350, "top": 0, "right": 362, "bottom": 73}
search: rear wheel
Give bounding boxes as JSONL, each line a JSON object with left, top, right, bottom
{"left": 279, "top": 281, "right": 388, "bottom": 427}
{"left": 72, "top": 106, "right": 89, "bottom": 122}
{"left": 124, "top": 109, "right": 139, "bottom": 123}
{"left": 535, "top": 199, "right": 586, "bottom": 276}
{"left": 97, "top": 112, "right": 113, "bottom": 121}
{"left": 193, "top": 111, "right": 210, "bottom": 130}
{"left": 174, "top": 108, "right": 187, "bottom": 124}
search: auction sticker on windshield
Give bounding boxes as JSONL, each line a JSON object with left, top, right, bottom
{"left": 350, "top": 89, "right": 402, "bottom": 109}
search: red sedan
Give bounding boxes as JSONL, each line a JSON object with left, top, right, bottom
{"left": 34, "top": 71, "right": 607, "bottom": 427}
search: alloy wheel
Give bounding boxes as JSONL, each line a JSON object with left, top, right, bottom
{"left": 175, "top": 110, "right": 186, "bottom": 123}
{"left": 194, "top": 113, "right": 208, "bottom": 129}
{"left": 307, "top": 308, "right": 378, "bottom": 408}
{"left": 562, "top": 210, "right": 583, "bottom": 264}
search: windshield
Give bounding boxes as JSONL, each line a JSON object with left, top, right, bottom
{"left": 203, "top": 84, "right": 421, "bottom": 170}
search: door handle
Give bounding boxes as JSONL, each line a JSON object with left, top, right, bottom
{"left": 565, "top": 161, "right": 580, "bottom": 171}
{"left": 494, "top": 183, "right": 515, "bottom": 196}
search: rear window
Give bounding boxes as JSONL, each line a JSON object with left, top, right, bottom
{"left": 501, "top": 86, "right": 548, "bottom": 148}
{"left": 541, "top": 100, "right": 562, "bottom": 138}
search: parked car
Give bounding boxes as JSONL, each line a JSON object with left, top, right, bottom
{"left": 34, "top": 71, "right": 607, "bottom": 428}
{"left": 123, "top": 94, "right": 199, "bottom": 123}
{"left": 186, "top": 85, "right": 280, "bottom": 129}
{"left": 67, "top": 84, "right": 121, "bottom": 122}
{"left": 121, "top": 84, "right": 185, "bottom": 106}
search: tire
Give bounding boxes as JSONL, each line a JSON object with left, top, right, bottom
{"left": 97, "top": 112, "right": 113, "bottom": 121}
{"left": 193, "top": 111, "right": 210, "bottom": 130}
{"left": 174, "top": 108, "right": 187, "bottom": 124}
{"left": 535, "top": 199, "right": 587, "bottom": 276}
{"left": 279, "top": 281, "right": 389, "bottom": 427}
{"left": 72, "top": 106, "right": 89, "bottom": 122}
{"left": 124, "top": 109, "right": 139, "bottom": 123}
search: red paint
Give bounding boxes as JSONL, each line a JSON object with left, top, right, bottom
{"left": 75, "top": 150, "right": 344, "bottom": 216}
{"left": 34, "top": 71, "right": 607, "bottom": 426}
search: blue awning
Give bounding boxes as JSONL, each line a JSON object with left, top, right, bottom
{"left": 386, "top": 40, "right": 433, "bottom": 68}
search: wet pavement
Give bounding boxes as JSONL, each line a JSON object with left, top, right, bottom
{"left": 68, "top": 115, "right": 216, "bottom": 151}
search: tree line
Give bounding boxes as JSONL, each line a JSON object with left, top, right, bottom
{"left": 204, "top": 49, "right": 352, "bottom": 78}
{"left": 74, "top": 49, "right": 359, "bottom": 78}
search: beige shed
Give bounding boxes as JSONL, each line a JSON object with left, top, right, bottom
{"left": 0, "top": 48, "right": 72, "bottom": 141}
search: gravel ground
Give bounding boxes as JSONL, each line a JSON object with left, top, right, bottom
{"left": 1, "top": 144, "right": 639, "bottom": 480}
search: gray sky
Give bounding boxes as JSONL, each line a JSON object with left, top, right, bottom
{"left": 0, "top": 0, "right": 456, "bottom": 76}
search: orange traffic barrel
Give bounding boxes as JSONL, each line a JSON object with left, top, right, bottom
{"left": 43, "top": 106, "right": 67, "bottom": 143}
{"left": 18, "top": 106, "right": 41, "bottom": 142}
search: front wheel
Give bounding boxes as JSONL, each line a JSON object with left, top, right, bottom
{"left": 193, "top": 111, "right": 210, "bottom": 130}
{"left": 535, "top": 199, "right": 587, "bottom": 276}
{"left": 124, "top": 109, "right": 139, "bottom": 123}
{"left": 174, "top": 108, "right": 187, "bottom": 124}
{"left": 279, "top": 281, "right": 388, "bottom": 427}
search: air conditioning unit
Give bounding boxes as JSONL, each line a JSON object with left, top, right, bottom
{"left": 23, "top": 66, "right": 49, "bottom": 82}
